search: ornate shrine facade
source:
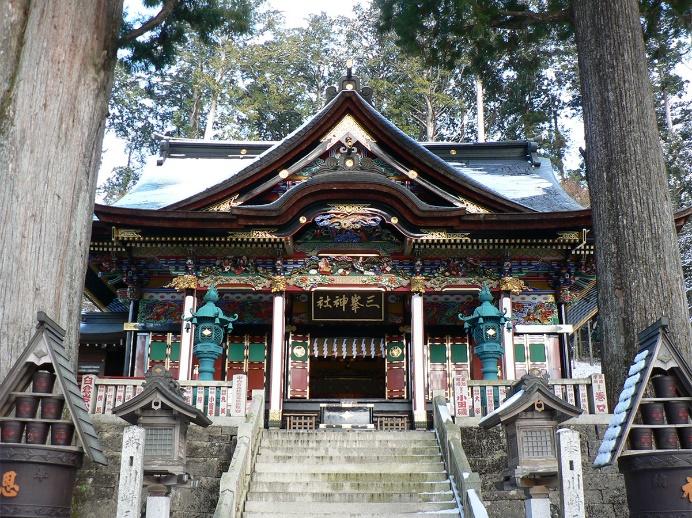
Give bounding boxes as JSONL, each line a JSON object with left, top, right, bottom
{"left": 82, "top": 70, "right": 692, "bottom": 428}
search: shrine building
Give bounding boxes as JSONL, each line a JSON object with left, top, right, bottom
{"left": 81, "top": 68, "right": 692, "bottom": 429}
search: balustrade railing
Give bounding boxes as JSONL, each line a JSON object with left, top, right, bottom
{"left": 454, "top": 373, "right": 608, "bottom": 418}
{"left": 432, "top": 395, "right": 488, "bottom": 518}
{"left": 80, "top": 375, "right": 237, "bottom": 418}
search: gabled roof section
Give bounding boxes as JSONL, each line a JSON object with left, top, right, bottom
{"left": 479, "top": 374, "right": 582, "bottom": 428}
{"left": 594, "top": 318, "right": 692, "bottom": 468}
{"left": 164, "top": 90, "right": 534, "bottom": 214}
{"left": 113, "top": 365, "right": 211, "bottom": 427}
{"left": 0, "top": 312, "right": 107, "bottom": 465}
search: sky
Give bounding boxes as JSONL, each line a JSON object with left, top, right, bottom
{"left": 98, "top": 0, "right": 369, "bottom": 194}
{"left": 99, "top": 0, "right": 689, "bottom": 196}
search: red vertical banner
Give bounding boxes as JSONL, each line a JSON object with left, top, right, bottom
{"left": 386, "top": 335, "right": 407, "bottom": 399}
{"left": 426, "top": 336, "right": 449, "bottom": 400}
{"left": 288, "top": 334, "right": 310, "bottom": 399}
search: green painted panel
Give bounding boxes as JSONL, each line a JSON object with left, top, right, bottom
{"left": 228, "top": 343, "right": 245, "bottom": 362}
{"left": 169, "top": 341, "right": 181, "bottom": 361}
{"left": 529, "top": 343, "right": 547, "bottom": 362}
{"left": 290, "top": 344, "right": 309, "bottom": 362}
{"left": 514, "top": 343, "right": 526, "bottom": 362}
{"left": 450, "top": 343, "right": 468, "bottom": 363}
{"left": 248, "top": 343, "right": 266, "bottom": 362}
{"left": 149, "top": 341, "right": 167, "bottom": 361}
{"left": 387, "top": 342, "right": 405, "bottom": 362}
{"left": 429, "top": 343, "right": 447, "bottom": 364}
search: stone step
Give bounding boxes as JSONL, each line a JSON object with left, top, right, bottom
{"left": 243, "top": 501, "right": 458, "bottom": 514}
{"left": 261, "top": 446, "right": 442, "bottom": 456}
{"left": 262, "top": 430, "right": 434, "bottom": 440}
{"left": 242, "top": 513, "right": 460, "bottom": 518}
{"left": 247, "top": 480, "right": 452, "bottom": 493}
{"left": 253, "top": 462, "right": 445, "bottom": 473}
{"left": 261, "top": 439, "right": 439, "bottom": 448}
{"left": 256, "top": 453, "right": 443, "bottom": 463}
{"left": 250, "top": 471, "right": 450, "bottom": 483}
{"left": 245, "top": 490, "right": 454, "bottom": 503}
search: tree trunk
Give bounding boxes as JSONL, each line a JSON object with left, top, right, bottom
{"left": 204, "top": 93, "right": 218, "bottom": 140}
{"left": 572, "top": 0, "right": 692, "bottom": 407}
{"left": 0, "top": 0, "right": 122, "bottom": 380}
{"left": 475, "top": 77, "right": 485, "bottom": 142}
{"left": 663, "top": 89, "right": 674, "bottom": 135}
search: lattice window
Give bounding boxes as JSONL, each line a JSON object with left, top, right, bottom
{"left": 374, "top": 415, "right": 410, "bottom": 431}
{"left": 285, "top": 414, "right": 317, "bottom": 430}
{"left": 144, "top": 427, "right": 174, "bottom": 457}
{"left": 521, "top": 428, "right": 554, "bottom": 458}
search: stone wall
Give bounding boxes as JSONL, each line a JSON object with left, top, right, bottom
{"left": 72, "top": 415, "right": 238, "bottom": 518}
{"left": 459, "top": 419, "right": 627, "bottom": 518}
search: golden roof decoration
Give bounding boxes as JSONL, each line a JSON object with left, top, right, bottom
{"left": 321, "top": 114, "right": 375, "bottom": 150}
{"left": 165, "top": 274, "right": 198, "bottom": 291}
{"left": 227, "top": 229, "right": 280, "bottom": 240}
{"left": 499, "top": 276, "right": 528, "bottom": 294}
{"left": 457, "top": 196, "right": 490, "bottom": 214}
{"left": 204, "top": 194, "right": 241, "bottom": 212}
{"left": 417, "top": 230, "right": 471, "bottom": 241}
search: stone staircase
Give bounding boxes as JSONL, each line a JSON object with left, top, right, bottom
{"left": 241, "top": 430, "right": 461, "bottom": 517}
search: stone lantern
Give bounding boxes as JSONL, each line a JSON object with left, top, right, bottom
{"left": 186, "top": 286, "right": 237, "bottom": 380}
{"left": 479, "top": 374, "right": 581, "bottom": 517}
{"left": 113, "top": 366, "right": 211, "bottom": 517}
{"left": 459, "top": 283, "right": 508, "bottom": 380}
{"left": 113, "top": 366, "right": 211, "bottom": 478}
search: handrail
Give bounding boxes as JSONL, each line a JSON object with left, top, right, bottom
{"left": 213, "top": 389, "right": 265, "bottom": 518}
{"left": 432, "top": 394, "right": 489, "bottom": 518}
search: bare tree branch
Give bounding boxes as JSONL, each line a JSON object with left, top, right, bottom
{"left": 119, "top": 0, "right": 179, "bottom": 46}
{"left": 491, "top": 8, "right": 570, "bottom": 29}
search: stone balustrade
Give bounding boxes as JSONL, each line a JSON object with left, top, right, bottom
{"left": 454, "top": 373, "right": 608, "bottom": 418}
{"left": 80, "top": 375, "right": 238, "bottom": 418}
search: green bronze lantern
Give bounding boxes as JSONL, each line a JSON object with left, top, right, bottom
{"left": 186, "top": 287, "right": 237, "bottom": 381}
{"left": 459, "top": 283, "right": 508, "bottom": 380}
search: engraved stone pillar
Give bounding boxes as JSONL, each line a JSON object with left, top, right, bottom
{"left": 269, "top": 293, "right": 286, "bottom": 428}
{"left": 411, "top": 293, "right": 426, "bottom": 428}
{"left": 557, "top": 429, "right": 585, "bottom": 518}
{"left": 230, "top": 373, "right": 248, "bottom": 417}
{"left": 116, "top": 425, "right": 145, "bottom": 518}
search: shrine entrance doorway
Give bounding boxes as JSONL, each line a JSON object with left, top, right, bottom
{"left": 309, "top": 357, "right": 386, "bottom": 399}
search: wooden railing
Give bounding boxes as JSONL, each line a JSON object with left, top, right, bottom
{"left": 214, "top": 390, "right": 265, "bottom": 518}
{"left": 454, "top": 373, "right": 608, "bottom": 418}
{"left": 432, "top": 394, "right": 488, "bottom": 518}
{"left": 80, "top": 375, "right": 238, "bottom": 418}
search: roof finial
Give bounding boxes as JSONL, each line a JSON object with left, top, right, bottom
{"left": 324, "top": 59, "right": 373, "bottom": 105}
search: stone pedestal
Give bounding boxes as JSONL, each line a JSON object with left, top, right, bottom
{"left": 524, "top": 486, "right": 551, "bottom": 518}
{"left": 145, "top": 495, "right": 170, "bottom": 518}
{"left": 116, "top": 425, "right": 145, "bottom": 518}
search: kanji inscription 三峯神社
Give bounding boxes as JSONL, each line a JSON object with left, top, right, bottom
{"left": 311, "top": 290, "right": 384, "bottom": 321}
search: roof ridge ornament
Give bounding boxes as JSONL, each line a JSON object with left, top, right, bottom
{"left": 325, "top": 59, "right": 373, "bottom": 104}
{"left": 321, "top": 114, "right": 376, "bottom": 150}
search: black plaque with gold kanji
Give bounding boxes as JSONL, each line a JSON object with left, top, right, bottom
{"left": 311, "top": 290, "right": 384, "bottom": 321}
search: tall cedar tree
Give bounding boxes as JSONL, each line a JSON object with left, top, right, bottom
{"left": 376, "top": 0, "right": 692, "bottom": 405}
{"left": 0, "top": 0, "right": 254, "bottom": 380}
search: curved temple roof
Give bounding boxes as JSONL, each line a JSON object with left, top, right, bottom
{"left": 112, "top": 89, "right": 582, "bottom": 214}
